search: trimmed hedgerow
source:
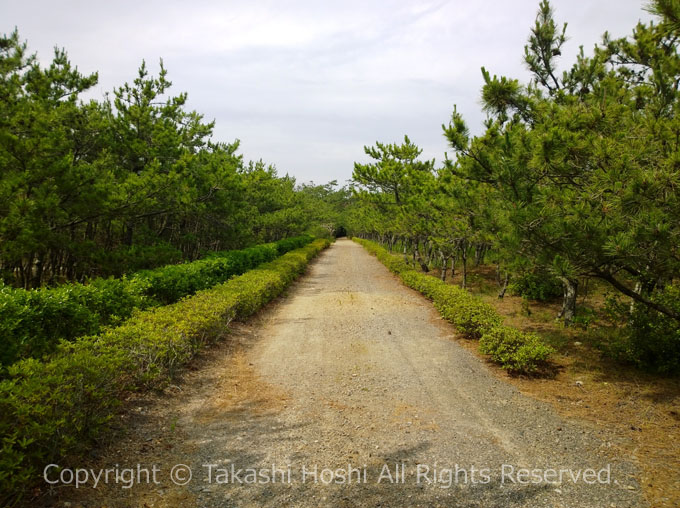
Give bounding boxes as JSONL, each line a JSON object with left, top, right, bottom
{"left": 479, "top": 325, "right": 554, "bottom": 373}
{"left": 354, "top": 238, "right": 552, "bottom": 370}
{"left": 0, "top": 239, "right": 329, "bottom": 506}
{"left": 399, "top": 270, "right": 502, "bottom": 339}
{"left": 137, "top": 235, "right": 313, "bottom": 305}
{"left": 436, "top": 296, "right": 503, "bottom": 339}
{"left": 0, "top": 236, "right": 313, "bottom": 367}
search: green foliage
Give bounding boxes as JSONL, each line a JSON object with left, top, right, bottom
{"left": 0, "top": 236, "right": 313, "bottom": 367}
{"left": 508, "top": 272, "right": 562, "bottom": 301}
{"left": 0, "top": 32, "right": 346, "bottom": 288}
{"left": 135, "top": 235, "right": 312, "bottom": 305}
{"left": 349, "top": 136, "right": 441, "bottom": 273}
{"left": 0, "top": 347, "right": 125, "bottom": 507}
{"left": 352, "top": 135, "right": 434, "bottom": 206}
{"left": 0, "top": 239, "right": 329, "bottom": 505}
{"left": 523, "top": 0, "right": 567, "bottom": 94}
{"left": 0, "top": 278, "right": 148, "bottom": 367}
{"left": 272, "top": 235, "right": 314, "bottom": 256}
{"left": 436, "top": 295, "right": 503, "bottom": 339}
{"left": 479, "top": 325, "right": 554, "bottom": 373}
{"left": 93, "top": 242, "right": 184, "bottom": 275}
{"left": 604, "top": 285, "right": 680, "bottom": 373}
{"left": 443, "top": 1, "right": 680, "bottom": 332}
{"left": 571, "top": 306, "right": 597, "bottom": 330}
{"left": 295, "top": 182, "right": 351, "bottom": 239}
{"left": 0, "top": 30, "right": 104, "bottom": 288}
{"left": 398, "top": 267, "right": 502, "bottom": 339}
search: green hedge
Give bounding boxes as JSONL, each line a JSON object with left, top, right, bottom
{"left": 0, "top": 236, "right": 313, "bottom": 367}
{"left": 354, "top": 238, "right": 553, "bottom": 371}
{"left": 400, "top": 270, "right": 502, "bottom": 339}
{"left": 0, "top": 238, "right": 329, "bottom": 506}
{"left": 0, "top": 277, "right": 149, "bottom": 367}
{"left": 479, "top": 325, "right": 554, "bottom": 373}
{"left": 135, "top": 235, "right": 313, "bottom": 305}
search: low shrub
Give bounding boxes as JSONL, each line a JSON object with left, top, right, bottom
{"left": 0, "top": 239, "right": 329, "bottom": 506}
{"left": 277, "top": 235, "right": 313, "bottom": 254}
{"left": 305, "top": 225, "right": 334, "bottom": 239}
{"left": 436, "top": 297, "right": 502, "bottom": 339}
{"left": 133, "top": 244, "right": 278, "bottom": 305}
{"left": 399, "top": 270, "right": 501, "bottom": 338}
{"left": 355, "top": 238, "right": 411, "bottom": 274}
{"left": 479, "top": 325, "right": 554, "bottom": 373}
{"left": 508, "top": 271, "right": 562, "bottom": 301}
{"left": 400, "top": 270, "right": 450, "bottom": 299}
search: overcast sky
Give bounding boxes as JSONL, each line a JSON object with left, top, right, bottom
{"left": 2, "top": 1, "right": 652, "bottom": 185}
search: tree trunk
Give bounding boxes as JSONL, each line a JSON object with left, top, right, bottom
{"left": 557, "top": 277, "right": 578, "bottom": 326}
{"left": 388, "top": 234, "right": 396, "bottom": 252}
{"left": 32, "top": 254, "right": 45, "bottom": 288}
{"left": 403, "top": 240, "right": 410, "bottom": 266}
{"left": 20, "top": 256, "right": 32, "bottom": 289}
{"left": 629, "top": 274, "right": 657, "bottom": 314}
{"left": 498, "top": 273, "right": 510, "bottom": 299}
{"left": 461, "top": 244, "right": 467, "bottom": 289}
{"left": 441, "top": 255, "right": 449, "bottom": 281}
{"left": 124, "top": 221, "right": 134, "bottom": 246}
{"left": 425, "top": 242, "right": 434, "bottom": 266}
{"left": 474, "top": 244, "right": 485, "bottom": 266}
{"left": 66, "top": 255, "right": 76, "bottom": 282}
{"left": 581, "top": 278, "right": 590, "bottom": 305}
{"left": 629, "top": 280, "right": 642, "bottom": 314}
{"left": 414, "top": 242, "right": 429, "bottom": 273}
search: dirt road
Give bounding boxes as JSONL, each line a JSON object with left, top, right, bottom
{"left": 62, "top": 239, "right": 643, "bottom": 507}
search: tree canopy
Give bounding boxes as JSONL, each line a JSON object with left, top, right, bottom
{"left": 0, "top": 30, "right": 349, "bottom": 287}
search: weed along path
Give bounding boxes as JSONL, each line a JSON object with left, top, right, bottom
{"left": 63, "top": 239, "right": 643, "bottom": 508}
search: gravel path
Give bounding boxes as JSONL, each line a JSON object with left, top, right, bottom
{"left": 62, "top": 239, "right": 644, "bottom": 507}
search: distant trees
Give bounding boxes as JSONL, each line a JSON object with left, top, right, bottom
{"left": 351, "top": 136, "right": 437, "bottom": 270}
{"left": 296, "top": 180, "right": 352, "bottom": 237}
{"left": 0, "top": 30, "right": 345, "bottom": 287}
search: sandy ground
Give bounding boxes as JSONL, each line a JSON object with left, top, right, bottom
{"left": 50, "top": 239, "right": 644, "bottom": 507}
